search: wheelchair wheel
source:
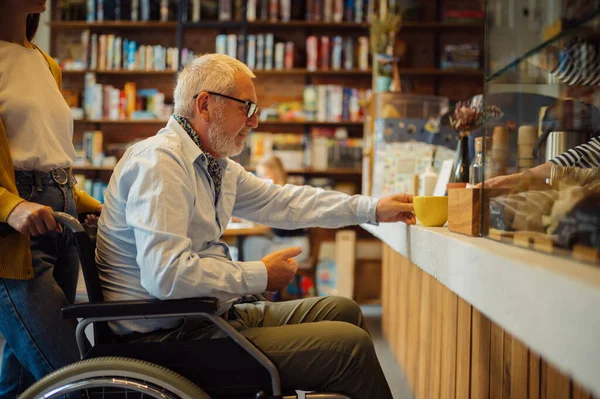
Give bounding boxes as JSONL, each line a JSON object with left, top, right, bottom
{"left": 19, "top": 356, "right": 210, "bottom": 399}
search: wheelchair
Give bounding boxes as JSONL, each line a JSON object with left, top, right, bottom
{"left": 20, "top": 212, "right": 351, "bottom": 399}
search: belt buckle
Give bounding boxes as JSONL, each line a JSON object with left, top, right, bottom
{"left": 51, "top": 168, "right": 69, "bottom": 185}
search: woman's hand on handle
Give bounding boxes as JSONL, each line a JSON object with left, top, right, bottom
{"left": 6, "top": 202, "right": 61, "bottom": 236}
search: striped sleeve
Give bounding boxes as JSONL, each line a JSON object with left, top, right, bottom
{"left": 550, "top": 38, "right": 600, "bottom": 86}
{"left": 549, "top": 137, "right": 600, "bottom": 168}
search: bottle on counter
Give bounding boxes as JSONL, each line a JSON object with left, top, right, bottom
{"left": 470, "top": 137, "right": 495, "bottom": 185}
{"left": 418, "top": 158, "right": 438, "bottom": 197}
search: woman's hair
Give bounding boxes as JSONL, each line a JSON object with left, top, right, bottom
{"left": 26, "top": 14, "right": 40, "bottom": 42}
{"left": 258, "top": 156, "right": 287, "bottom": 186}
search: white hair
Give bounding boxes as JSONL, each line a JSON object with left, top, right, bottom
{"left": 173, "top": 53, "right": 256, "bottom": 119}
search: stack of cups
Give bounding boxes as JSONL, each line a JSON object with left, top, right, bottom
{"left": 517, "top": 125, "right": 538, "bottom": 172}
{"left": 492, "top": 126, "right": 510, "bottom": 176}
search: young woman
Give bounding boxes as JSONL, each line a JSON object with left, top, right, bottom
{"left": 0, "top": 1, "right": 102, "bottom": 396}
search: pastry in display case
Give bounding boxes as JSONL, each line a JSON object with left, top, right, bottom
{"left": 482, "top": 0, "right": 600, "bottom": 263}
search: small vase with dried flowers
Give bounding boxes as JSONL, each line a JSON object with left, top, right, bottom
{"left": 370, "top": 12, "right": 402, "bottom": 92}
{"left": 449, "top": 97, "right": 504, "bottom": 183}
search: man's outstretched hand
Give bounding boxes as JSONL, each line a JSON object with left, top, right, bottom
{"left": 376, "top": 193, "right": 416, "bottom": 224}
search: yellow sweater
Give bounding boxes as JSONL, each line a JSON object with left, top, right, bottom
{"left": 0, "top": 45, "right": 100, "bottom": 280}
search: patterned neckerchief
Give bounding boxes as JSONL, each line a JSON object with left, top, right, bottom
{"left": 173, "top": 114, "right": 222, "bottom": 203}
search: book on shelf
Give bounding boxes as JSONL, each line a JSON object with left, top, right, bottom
{"left": 81, "top": 74, "right": 171, "bottom": 120}
{"left": 65, "top": 30, "right": 187, "bottom": 72}
{"left": 74, "top": 174, "right": 108, "bottom": 203}
{"left": 303, "top": 85, "right": 367, "bottom": 123}
{"left": 247, "top": 130, "right": 362, "bottom": 172}
{"left": 306, "top": 35, "right": 369, "bottom": 71}
{"left": 305, "top": 0, "right": 370, "bottom": 22}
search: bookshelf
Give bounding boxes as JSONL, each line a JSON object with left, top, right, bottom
{"left": 52, "top": 0, "right": 485, "bottom": 199}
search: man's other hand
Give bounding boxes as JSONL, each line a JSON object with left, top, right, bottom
{"left": 262, "top": 246, "right": 302, "bottom": 292}
{"left": 376, "top": 193, "right": 416, "bottom": 224}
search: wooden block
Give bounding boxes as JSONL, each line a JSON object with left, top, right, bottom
{"left": 417, "top": 273, "right": 433, "bottom": 399}
{"left": 573, "top": 244, "right": 600, "bottom": 263}
{"left": 471, "top": 307, "right": 491, "bottom": 399}
{"left": 489, "top": 228, "right": 515, "bottom": 242}
{"left": 503, "top": 332, "right": 512, "bottom": 399}
{"left": 510, "top": 338, "right": 529, "bottom": 399}
{"left": 533, "top": 235, "right": 556, "bottom": 254}
{"left": 544, "top": 360, "right": 569, "bottom": 399}
{"left": 406, "top": 266, "right": 422, "bottom": 393}
{"left": 529, "top": 352, "right": 541, "bottom": 399}
{"left": 573, "top": 382, "right": 592, "bottom": 399}
{"left": 440, "top": 289, "right": 458, "bottom": 399}
{"left": 490, "top": 322, "right": 504, "bottom": 399}
{"left": 456, "top": 297, "right": 472, "bottom": 399}
{"left": 448, "top": 188, "right": 509, "bottom": 236}
{"left": 431, "top": 278, "right": 444, "bottom": 399}
{"left": 514, "top": 231, "right": 534, "bottom": 248}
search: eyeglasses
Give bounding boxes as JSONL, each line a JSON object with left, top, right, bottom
{"left": 193, "top": 91, "right": 259, "bottom": 119}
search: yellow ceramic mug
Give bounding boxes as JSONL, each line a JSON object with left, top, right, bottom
{"left": 413, "top": 196, "right": 448, "bottom": 227}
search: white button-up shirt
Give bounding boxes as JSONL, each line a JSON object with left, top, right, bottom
{"left": 96, "top": 116, "right": 379, "bottom": 334}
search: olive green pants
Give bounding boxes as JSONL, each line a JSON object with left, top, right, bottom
{"left": 136, "top": 296, "right": 393, "bottom": 398}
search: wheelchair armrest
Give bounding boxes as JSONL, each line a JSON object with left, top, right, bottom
{"left": 62, "top": 297, "right": 219, "bottom": 319}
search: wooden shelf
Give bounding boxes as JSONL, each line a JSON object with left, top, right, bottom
{"left": 49, "top": 20, "right": 484, "bottom": 31}
{"left": 75, "top": 165, "right": 361, "bottom": 175}
{"left": 49, "top": 21, "right": 178, "bottom": 29}
{"left": 258, "top": 120, "right": 364, "bottom": 127}
{"left": 62, "top": 68, "right": 476, "bottom": 77}
{"left": 399, "top": 68, "right": 483, "bottom": 76}
{"left": 288, "top": 168, "right": 362, "bottom": 175}
{"left": 253, "top": 68, "right": 371, "bottom": 76}
{"left": 73, "top": 165, "right": 115, "bottom": 171}
{"left": 74, "top": 119, "right": 168, "bottom": 124}
{"left": 62, "top": 69, "right": 176, "bottom": 75}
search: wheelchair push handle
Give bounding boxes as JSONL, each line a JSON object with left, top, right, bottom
{"left": 52, "top": 211, "right": 85, "bottom": 233}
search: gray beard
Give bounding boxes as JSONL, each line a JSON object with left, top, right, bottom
{"left": 207, "top": 110, "right": 249, "bottom": 158}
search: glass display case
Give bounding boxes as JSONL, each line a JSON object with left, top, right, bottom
{"left": 481, "top": 0, "right": 600, "bottom": 264}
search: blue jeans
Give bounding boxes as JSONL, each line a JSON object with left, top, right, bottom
{"left": 0, "top": 172, "right": 81, "bottom": 398}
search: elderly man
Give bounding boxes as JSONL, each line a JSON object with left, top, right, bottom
{"left": 96, "top": 53, "right": 415, "bottom": 398}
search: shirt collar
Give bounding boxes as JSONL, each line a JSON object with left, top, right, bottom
{"left": 164, "top": 115, "right": 204, "bottom": 165}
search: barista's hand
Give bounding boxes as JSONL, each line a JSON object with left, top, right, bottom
{"left": 262, "top": 247, "right": 302, "bottom": 292}
{"left": 7, "top": 202, "right": 61, "bottom": 236}
{"left": 376, "top": 193, "right": 416, "bottom": 224}
{"left": 476, "top": 172, "right": 522, "bottom": 189}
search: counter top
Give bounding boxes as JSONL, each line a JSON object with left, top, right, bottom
{"left": 362, "top": 222, "right": 600, "bottom": 395}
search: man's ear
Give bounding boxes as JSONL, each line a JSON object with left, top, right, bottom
{"left": 195, "top": 92, "right": 210, "bottom": 122}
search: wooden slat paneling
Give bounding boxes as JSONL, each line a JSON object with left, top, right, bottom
{"left": 503, "top": 331, "right": 512, "bottom": 399}
{"left": 381, "top": 244, "right": 390, "bottom": 338}
{"left": 490, "top": 322, "right": 505, "bottom": 399}
{"left": 406, "top": 265, "right": 422, "bottom": 393}
{"left": 471, "top": 307, "right": 491, "bottom": 399}
{"left": 431, "top": 278, "right": 444, "bottom": 399}
{"left": 544, "top": 360, "right": 570, "bottom": 399}
{"left": 440, "top": 288, "right": 458, "bottom": 399}
{"left": 573, "top": 383, "right": 592, "bottom": 399}
{"left": 510, "top": 338, "right": 528, "bottom": 399}
{"left": 456, "top": 297, "right": 473, "bottom": 399}
{"left": 379, "top": 245, "right": 592, "bottom": 399}
{"left": 529, "top": 351, "right": 541, "bottom": 399}
{"left": 397, "top": 256, "right": 411, "bottom": 368}
{"left": 417, "top": 272, "right": 433, "bottom": 399}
